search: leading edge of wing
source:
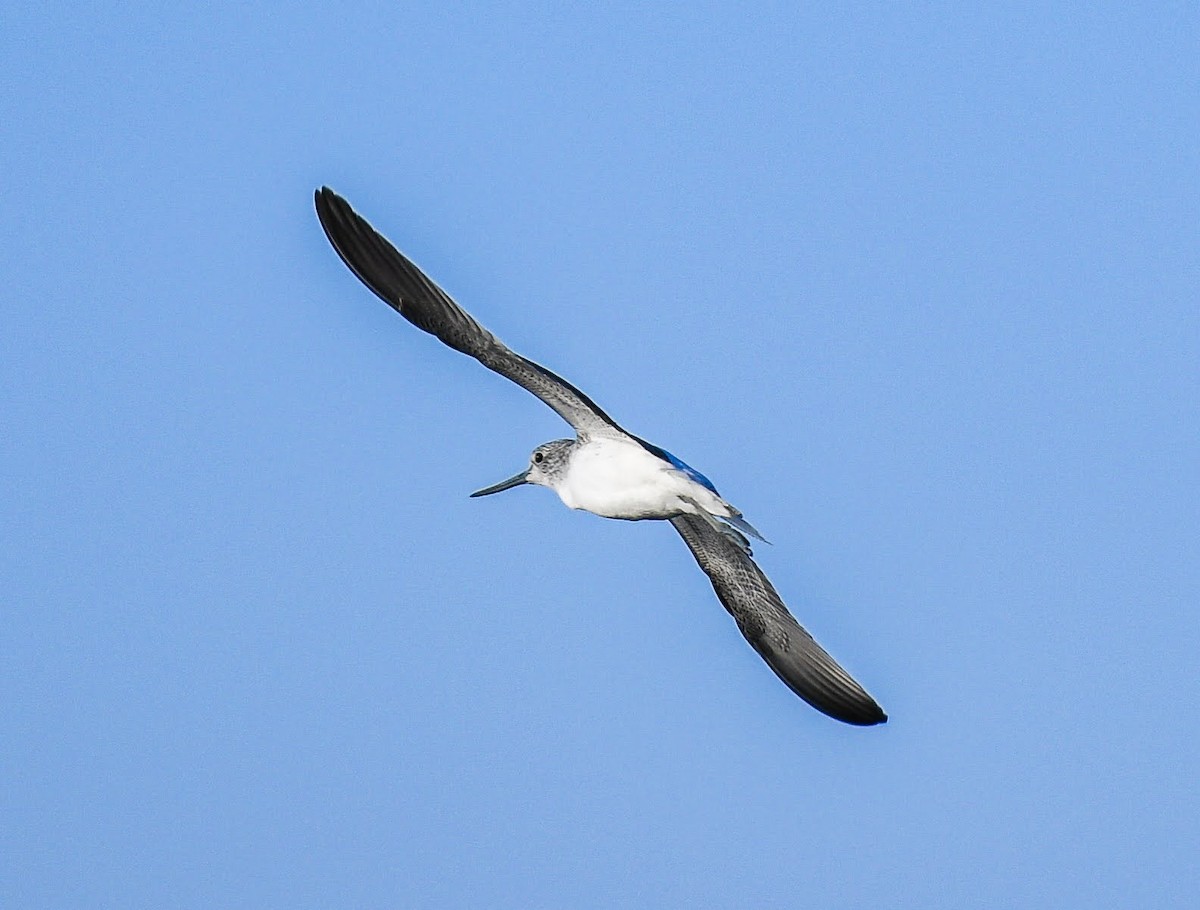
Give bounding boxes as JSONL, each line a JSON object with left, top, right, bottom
{"left": 670, "top": 515, "right": 887, "bottom": 726}
{"left": 314, "top": 187, "right": 625, "bottom": 438}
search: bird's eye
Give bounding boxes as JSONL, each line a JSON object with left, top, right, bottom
{"left": 533, "top": 452, "right": 544, "bottom": 464}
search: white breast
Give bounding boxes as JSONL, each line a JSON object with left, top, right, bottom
{"left": 554, "top": 437, "right": 720, "bottom": 520}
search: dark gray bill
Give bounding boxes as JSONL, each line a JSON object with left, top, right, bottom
{"left": 469, "top": 470, "right": 530, "bottom": 498}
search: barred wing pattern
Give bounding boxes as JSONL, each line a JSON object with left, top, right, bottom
{"left": 671, "top": 515, "right": 886, "bottom": 725}
{"left": 315, "top": 187, "right": 625, "bottom": 439}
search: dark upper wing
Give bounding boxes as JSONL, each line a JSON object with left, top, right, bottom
{"left": 670, "top": 515, "right": 886, "bottom": 726}
{"left": 315, "top": 187, "right": 626, "bottom": 438}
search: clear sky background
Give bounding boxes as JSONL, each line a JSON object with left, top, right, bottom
{"left": 3, "top": 3, "right": 1197, "bottom": 908}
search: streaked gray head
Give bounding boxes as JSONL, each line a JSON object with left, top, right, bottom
{"left": 469, "top": 439, "right": 576, "bottom": 498}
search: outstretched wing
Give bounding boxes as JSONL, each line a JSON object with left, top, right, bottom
{"left": 670, "top": 515, "right": 886, "bottom": 726}
{"left": 315, "top": 187, "right": 626, "bottom": 438}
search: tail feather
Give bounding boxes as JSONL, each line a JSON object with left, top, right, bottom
{"left": 686, "top": 501, "right": 764, "bottom": 554}
{"left": 722, "top": 512, "right": 769, "bottom": 545}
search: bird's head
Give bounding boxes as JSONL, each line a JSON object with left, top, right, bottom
{"left": 470, "top": 439, "right": 575, "bottom": 498}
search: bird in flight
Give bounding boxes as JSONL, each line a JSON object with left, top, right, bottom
{"left": 314, "top": 187, "right": 886, "bottom": 726}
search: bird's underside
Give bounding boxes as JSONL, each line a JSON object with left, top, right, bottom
{"left": 314, "top": 186, "right": 887, "bottom": 726}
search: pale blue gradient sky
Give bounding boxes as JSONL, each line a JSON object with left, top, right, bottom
{"left": 3, "top": 3, "right": 1197, "bottom": 908}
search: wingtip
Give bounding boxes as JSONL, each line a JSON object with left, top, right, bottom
{"left": 314, "top": 185, "right": 339, "bottom": 214}
{"left": 819, "top": 687, "right": 889, "bottom": 726}
{"left": 845, "top": 705, "right": 888, "bottom": 727}
{"left": 809, "top": 692, "right": 887, "bottom": 726}
{"left": 314, "top": 186, "right": 331, "bottom": 223}
{"left": 753, "top": 623, "right": 888, "bottom": 726}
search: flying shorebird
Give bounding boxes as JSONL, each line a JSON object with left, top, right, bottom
{"left": 314, "top": 187, "right": 887, "bottom": 726}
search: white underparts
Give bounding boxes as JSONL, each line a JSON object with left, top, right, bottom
{"left": 552, "top": 437, "right": 735, "bottom": 522}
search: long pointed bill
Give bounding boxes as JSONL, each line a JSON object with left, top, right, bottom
{"left": 469, "top": 470, "right": 530, "bottom": 498}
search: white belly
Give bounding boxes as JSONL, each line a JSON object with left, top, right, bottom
{"left": 555, "top": 437, "right": 723, "bottom": 520}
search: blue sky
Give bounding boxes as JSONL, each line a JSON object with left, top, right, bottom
{"left": 3, "top": 3, "right": 1197, "bottom": 907}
